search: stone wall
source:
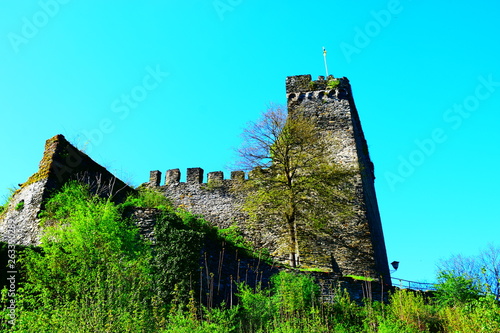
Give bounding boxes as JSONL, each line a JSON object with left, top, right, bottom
{"left": 128, "top": 207, "right": 159, "bottom": 245}
{"left": 0, "top": 134, "right": 134, "bottom": 246}
{"left": 0, "top": 180, "right": 49, "bottom": 245}
{"left": 146, "top": 169, "right": 285, "bottom": 258}
{"left": 125, "top": 206, "right": 391, "bottom": 306}
{"left": 156, "top": 168, "right": 245, "bottom": 230}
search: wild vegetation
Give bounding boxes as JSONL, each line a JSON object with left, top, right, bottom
{"left": 1, "top": 182, "right": 499, "bottom": 332}
{"left": 0, "top": 187, "right": 17, "bottom": 218}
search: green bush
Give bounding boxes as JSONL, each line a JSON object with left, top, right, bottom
{"left": 3, "top": 182, "right": 157, "bottom": 332}
{"left": 14, "top": 201, "right": 24, "bottom": 210}
{"left": 327, "top": 79, "right": 340, "bottom": 89}
{"left": 237, "top": 282, "right": 275, "bottom": 331}
{"left": 4, "top": 182, "right": 500, "bottom": 332}
{"left": 434, "top": 270, "right": 483, "bottom": 307}
{"left": 377, "top": 290, "right": 440, "bottom": 333}
{"left": 271, "top": 271, "right": 319, "bottom": 315}
{"left": 217, "top": 224, "right": 253, "bottom": 251}
{"left": 440, "top": 294, "right": 500, "bottom": 332}
{"left": 152, "top": 211, "right": 204, "bottom": 306}
{"left": 121, "top": 186, "right": 172, "bottom": 211}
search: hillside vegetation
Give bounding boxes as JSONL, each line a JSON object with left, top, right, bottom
{"left": 1, "top": 182, "right": 500, "bottom": 332}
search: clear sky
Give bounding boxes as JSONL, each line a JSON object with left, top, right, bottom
{"left": 1, "top": 0, "right": 499, "bottom": 283}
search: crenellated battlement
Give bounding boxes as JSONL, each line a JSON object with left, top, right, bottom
{"left": 286, "top": 75, "right": 351, "bottom": 104}
{"left": 145, "top": 168, "right": 249, "bottom": 233}
{"left": 148, "top": 168, "right": 246, "bottom": 187}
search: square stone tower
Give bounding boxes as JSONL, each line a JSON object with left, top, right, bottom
{"left": 286, "top": 75, "right": 390, "bottom": 281}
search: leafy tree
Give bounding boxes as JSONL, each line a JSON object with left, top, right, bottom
{"left": 434, "top": 271, "right": 483, "bottom": 307}
{"left": 438, "top": 244, "right": 500, "bottom": 300}
{"left": 236, "top": 105, "right": 354, "bottom": 267}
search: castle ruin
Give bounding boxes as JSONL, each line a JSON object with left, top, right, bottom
{"left": 0, "top": 74, "right": 390, "bottom": 282}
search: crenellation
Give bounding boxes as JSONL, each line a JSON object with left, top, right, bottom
{"left": 165, "top": 168, "right": 180, "bottom": 185}
{"left": 285, "top": 75, "right": 351, "bottom": 106}
{"left": 149, "top": 170, "right": 161, "bottom": 187}
{"left": 187, "top": 167, "right": 203, "bottom": 184}
{"left": 207, "top": 171, "right": 224, "bottom": 182}
{"left": 162, "top": 168, "right": 246, "bottom": 186}
{"left": 231, "top": 170, "right": 245, "bottom": 181}
{"left": 285, "top": 74, "right": 312, "bottom": 93}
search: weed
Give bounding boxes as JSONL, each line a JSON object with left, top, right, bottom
{"left": 15, "top": 200, "right": 24, "bottom": 211}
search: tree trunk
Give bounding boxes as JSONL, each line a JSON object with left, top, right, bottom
{"left": 288, "top": 217, "right": 297, "bottom": 268}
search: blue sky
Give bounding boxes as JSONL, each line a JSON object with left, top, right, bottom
{"left": 1, "top": 0, "right": 499, "bottom": 283}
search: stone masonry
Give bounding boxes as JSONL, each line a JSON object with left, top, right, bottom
{"left": 0, "top": 134, "right": 133, "bottom": 246}
{"left": 286, "top": 75, "right": 390, "bottom": 281}
{"left": 0, "top": 75, "right": 391, "bottom": 284}
{"left": 146, "top": 74, "right": 391, "bottom": 282}
{"left": 147, "top": 169, "right": 282, "bottom": 256}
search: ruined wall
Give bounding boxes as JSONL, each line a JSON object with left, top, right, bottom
{"left": 147, "top": 169, "right": 283, "bottom": 256}
{"left": 0, "top": 134, "right": 134, "bottom": 246}
{"left": 153, "top": 168, "right": 245, "bottom": 230}
{"left": 286, "top": 74, "right": 390, "bottom": 281}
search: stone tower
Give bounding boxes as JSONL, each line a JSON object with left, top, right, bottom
{"left": 286, "top": 74, "right": 390, "bottom": 281}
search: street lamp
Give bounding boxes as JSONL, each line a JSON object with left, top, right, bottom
{"left": 390, "top": 261, "right": 399, "bottom": 274}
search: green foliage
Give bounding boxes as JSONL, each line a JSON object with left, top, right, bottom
{"left": 237, "top": 106, "right": 355, "bottom": 267}
{"left": 440, "top": 294, "right": 500, "bottom": 332}
{"left": 175, "top": 208, "right": 214, "bottom": 235}
{"left": 375, "top": 290, "right": 440, "bottom": 333}
{"left": 163, "top": 305, "right": 240, "bottom": 333}
{"left": 236, "top": 272, "right": 323, "bottom": 332}
{"left": 14, "top": 201, "right": 24, "bottom": 211}
{"left": 0, "top": 186, "right": 18, "bottom": 217}
{"left": 438, "top": 244, "right": 500, "bottom": 300}
{"left": 271, "top": 271, "right": 319, "bottom": 315}
{"left": 434, "top": 270, "right": 483, "bottom": 307}
{"left": 237, "top": 283, "right": 276, "bottom": 330}
{"left": 327, "top": 79, "right": 340, "bottom": 89}
{"left": 3, "top": 182, "right": 500, "bottom": 331}
{"left": 298, "top": 267, "right": 328, "bottom": 272}
{"left": 329, "top": 286, "right": 363, "bottom": 329}
{"left": 217, "top": 224, "right": 253, "bottom": 252}
{"left": 122, "top": 186, "right": 172, "bottom": 211}
{"left": 346, "top": 275, "right": 376, "bottom": 282}
{"left": 5, "top": 182, "right": 157, "bottom": 331}
{"left": 152, "top": 211, "right": 204, "bottom": 305}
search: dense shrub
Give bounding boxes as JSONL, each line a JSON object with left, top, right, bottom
{"left": 152, "top": 211, "right": 204, "bottom": 306}
{"left": 1, "top": 182, "right": 155, "bottom": 331}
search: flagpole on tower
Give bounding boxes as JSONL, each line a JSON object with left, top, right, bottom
{"left": 323, "top": 47, "right": 329, "bottom": 77}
